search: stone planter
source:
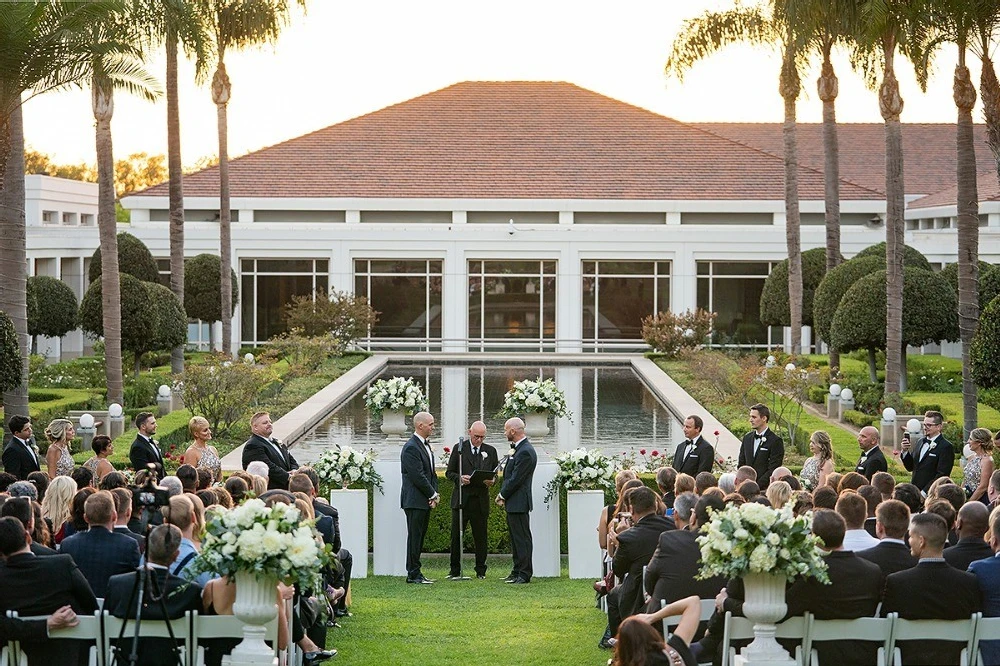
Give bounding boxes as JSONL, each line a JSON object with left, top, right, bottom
{"left": 380, "top": 408, "right": 407, "bottom": 439}
{"left": 524, "top": 410, "right": 550, "bottom": 439}
{"left": 225, "top": 571, "right": 278, "bottom": 665}
{"left": 734, "top": 572, "right": 795, "bottom": 666}
{"left": 330, "top": 488, "right": 369, "bottom": 578}
{"left": 566, "top": 489, "right": 605, "bottom": 579}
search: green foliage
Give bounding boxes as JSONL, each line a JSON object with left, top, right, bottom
{"left": 843, "top": 409, "right": 876, "bottom": 428}
{"left": 854, "top": 242, "right": 933, "bottom": 272}
{"left": 284, "top": 290, "right": 377, "bottom": 345}
{"left": 0, "top": 311, "right": 20, "bottom": 393}
{"left": 759, "top": 247, "right": 831, "bottom": 327}
{"left": 807, "top": 385, "right": 828, "bottom": 404}
{"left": 938, "top": 261, "right": 996, "bottom": 309}
{"left": 830, "top": 267, "right": 958, "bottom": 352}
{"left": 972, "top": 294, "right": 1000, "bottom": 389}
{"left": 982, "top": 268, "right": 1000, "bottom": 308}
{"left": 812, "top": 256, "right": 886, "bottom": 343}
{"left": 176, "top": 355, "right": 278, "bottom": 438}
{"left": 184, "top": 253, "right": 238, "bottom": 322}
{"left": 147, "top": 281, "right": 188, "bottom": 352}
{"left": 0, "top": 388, "right": 104, "bottom": 438}
{"left": 641, "top": 308, "right": 716, "bottom": 357}
{"left": 88, "top": 232, "right": 160, "bottom": 283}
{"left": 26, "top": 275, "right": 78, "bottom": 338}
{"left": 262, "top": 330, "right": 343, "bottom": 376}
{"left": 29, "top": 356, "right": 107, "bottom": 388}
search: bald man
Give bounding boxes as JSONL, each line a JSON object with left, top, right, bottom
{"left": 446, "top": 421, "right": 498, "bottom": 579}
{"left": 856, "top": 426, "right": 888, "bottom": 481}
{"left": 401, "top": 411, "right": 440, "bottom": 584}
{"left": 497, "top": 417, "right": 537, "bottom": 584}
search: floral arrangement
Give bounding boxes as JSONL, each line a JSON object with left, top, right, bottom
{"left": 543, "top": 447, "right": 616, "bottom": 503}
{"left": 499, "top": 378, "right": 572, "bottom": 420}
{"left": 696, "top": 503, "right": 829, "bottom": 583}
{"left": 363, "top": 376, "right": 427, "bottom": 418}
{"left": 192, "top": 499, "right": 332, "bottom": 590}
{"left": 313, "top": 446, "right": 384, "bottom": 492}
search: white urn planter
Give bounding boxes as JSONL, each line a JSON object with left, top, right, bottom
{"left": 566, "top": 489, "right": 605, "bottom": 579}
{"left": 733, "top": 572, "right": 796, "bottom": 666}
{"left": 380, "top": 409, "right": 407, "bottom": 440}
{"left": 224, "top": 571, "right": 279, "bottom": 665}
{"left": 524, "top": 410, "right": 550, "bottom": 438}
{"left": 330, "top": 488, "right": 369, "bottom": 578}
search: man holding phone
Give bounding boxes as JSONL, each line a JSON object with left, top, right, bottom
{"left": 900, "top": 410, "right": 954, "bottom": 494}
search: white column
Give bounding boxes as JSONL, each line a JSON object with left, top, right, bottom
{"left": 673, "top": 247, "right": 697, "bottom": 313}
{"left": 530, "top": 461, "right": 561, "bottom": 578}
{"left": 372, "top": 457, "right": 407, "bottom": 576}
{"left": 554, "top": 367, "right": 582, "bottom": 456}
{"left": 329, "top": 489, "right": 369, "bottom": 578}
{"left": 440, "top": 366, "right": 468, "bottom": 443}
{"left": 442, "top": 244, "right": 467, "bottom": 352}
{"left": 555, "top": 246, "right": 581, "bottom": 352}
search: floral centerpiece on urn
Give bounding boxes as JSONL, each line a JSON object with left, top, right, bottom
{"left": 363, "top": 376, "right": 427, "bottom": 439}
{"left": 499, "top": 377, "right": 572, "bottom": 438}
{"left": 543, "top": 447, "right": 616, "bottom": 503}
{"left": 314, "top": 445, "right": 384, "bottom": 493}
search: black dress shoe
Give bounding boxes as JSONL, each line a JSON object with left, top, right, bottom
{"left": 303, "top": 648, "right": 337, "bottom": 664}
{"left": 406, "top": 576, "right": 434, "bottom": 584}
{"left": 334, "top": 608, "right": 351, "bottom": 617}
{"left": 505, "top": 577, "right": 529, "bottom": 584}
{"left": 477, "top": 574, "right": 486, "bottom": 579}
{"left": 501, "top": 574, "right": 516, "bottom": 582}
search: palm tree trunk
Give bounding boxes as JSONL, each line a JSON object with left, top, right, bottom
{"left": 818, "top": 44, "right": 841, "bottom": 370}
{"left": 93, "top": 79, "right": 123, "bottom": 405}
{"left": 982, "top": 54, "right": 1000, "bottom": 187}
{"left": 955, "top": 55, "right": 979, "bottom": 437}
{"left": 166, "top": 25, "right": 185, "bottom": 374}
{"left": 780, "top": 40, "right": 802, "bottom": 355}
{"left": 0, "top": 104, "right": 29, "bottom": 416}
{"left": 881, "top": 41, "right": 905, "bottom": 397}
{"left": 213, "top": 62, "right": 233, "bottom": 358}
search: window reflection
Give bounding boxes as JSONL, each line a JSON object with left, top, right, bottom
{"left": 354, "top": 260, "right": 443, "bottom": 344}
{"left": 468, "top": 260, "right": 556, "bottom": 351}
{"left": 582, "top": 261, "right": 670, "bottom": 341}
{"left": 696, "top": 261, "right": 775, "bottom": 347}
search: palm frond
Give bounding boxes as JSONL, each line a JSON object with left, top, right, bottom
{"left": 665, "top": 7, "right": 780, "bottom": 81}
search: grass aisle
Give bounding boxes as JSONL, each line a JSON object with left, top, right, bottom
{"left": 328, "top": 555, "right": 610, "bottom": 665}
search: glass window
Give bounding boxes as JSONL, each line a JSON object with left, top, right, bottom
{"left": 240, "top": 258, "right": 330, "bottom": 345}
{"left": 354, "top": 260, "right": 444, "bottom": 343}
{"left": 581, "top": 261, "right": 670, "bottom": 342}
{"left": 696, "top": 261, "right": 775, "bottom": 347}
{"left": 255, "top": 259, "right": 314, "bottom": 273}
{"left": 468, "top": 260, "right": 557, "bottom": 350}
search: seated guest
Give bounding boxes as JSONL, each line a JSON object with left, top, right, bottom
{"left": 0, "top": 516, "right": 98, "bottom": 666}
{"left": 197, "top": 489, "right": 218, "bottom": 508}
{"left": 8, "top": 480, "right": 37, "bottom": 501}
{"left": 924, "top": 499, "right": 959, "bottom": 547}
{"left": 718, "top": 473, "right": 736, "bottom": 494}
{"left": 857, "top": 484, "right": 882, "bottom": 537}
{"left": 59, "top": 490, "right": 141, "bottom": 597}
{"left": 1, "top": 496, "right": 56, "bottom": 556}
{"left": 31, "top": 501, "right": 54, "bottom": 550}
{"left": 213, "top": 487, "right": 234, "bottom": 509}
{"left": 813, "top": 486, "right": 837, "bottom": 510}
{"left": 0, "top": 604, "right": 79, "bottom": 647}
{"left": 765, "top": 481, "right": 791, "bottom": 510}
{"left": 988, "top": 470, "right": 1000, "bottom": 513}
{"left": 160, "top": 475, "right": 183, "bottom": 497}
{"left": 58, "top": 486, "right": 96, "bottom": 542}
{"left": 0, "top": 471, "right": 18, "bottom": 492}
{"left": 602, "top": 470, "right": 639, "bottom": 549}
{"left": 769, "top": 466, "right": 792, "bottom": 486}
{"left": 892, "top": 483, "right": 924, "bottom": 515}
{"left": 838, "top": 471, "right": 868, "bottom": 494}
{"left": 943, "top": 501, "right": 993, "bottom": 570}
{"left": 881, "top": 513, "right": 982, "bottom": 666}
{"left": 81, "top": 435, "right": 115, "bottom": 486}
{"left": 723, "top": 492, "right": 745, "bottom": 506}
{"left": 858, "top": 499, "right": 918, "bottom": 576}
{"left": 785, "top": 510, "right": 884, "bottom": 666}
{"left": 110, "top": 487, "right": 145, "bottom": 554}
{"left": 41, "top": 475, "right": 76, "bottom": 543}
{"left": 825, "top": 472, "right": 843, "bottom": 492}
{"left": 969, "top": 505, "right": 1000, "bottom": 666}
{"left": 791, "top": 490, "right": 813, "bottom": 517}
{"left": 733, "top": 465, "right": 756, "bottom": 489}
{"left": 105, "top": 524, "right": 203, "bottom": 666}
{"left": 619, "top": 596, "right": 703, "bottom": 666}
{"left": 778, "top": 475, "right": 800, "bottom": 491}
{"left": 161, "top": 494, "right": 213, "bottom": 586}
{"left": 98, "top": 470, "right": 129, "bottom": 491}
{"left": 607, "top": 480, "right": 647, "bottom": 558}
{"left": 246, "top": 460, "right": 270, "bottom": 479}
{"left": 175, "top": 464, "right": 199, "bottom": 494}
{"left": 837, "top": 491, "right": 879, "bottom": 551}
{"left": 674, "top": 473, "right": 695, "bottom": 496}
{"left": 737, "top": 480, "right": 760, "bottom": 503}
{"left": 26, "top": 471, "right": 48, "bottom": 501}
{"left": 197, "top": 468, "right": 213, "bottom": 491}
{"left": 224, "top": 476, "right": 249, "bottom": 504}
{"left": 69, "top": 465, "right": 94, "bottom": 490}
{"left": 872, "top": 471, "right": 896, "bottom": 502}
{"left": 927, "top": 475, "right": 958, "bottom": 499}
{"left": 655, "top": 466, "right": 677, "bottom": 510}
{"left": 602, "top": 487, "right": 673, "bottom": 648}
{"left": 694, "top": 472, "right": 717, "bottom": 496}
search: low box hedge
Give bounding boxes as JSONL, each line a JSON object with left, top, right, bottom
{"left": 843, "top": 409, "right": 876, "bottom": 429}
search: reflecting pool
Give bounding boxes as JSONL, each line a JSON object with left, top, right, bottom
{"left": 294, "top": 363, "right": 683, "bottom": 465}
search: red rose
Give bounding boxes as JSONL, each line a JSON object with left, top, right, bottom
{"left": 651, "top": 450, "right": 659, "bottom": 457}
{"left": 639, "top": 449, "right": 646, "bottom": 455}
{"left": 443, "top": 447, "right": 451, "bottom": 453}
{"left": 714, "top": 430, "right": 720, "bottom": 436}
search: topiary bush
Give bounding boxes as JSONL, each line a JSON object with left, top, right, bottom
{"left": 0, "top": 310, "right": 21, "bottom": 393}
{"left": 972, "top": 293, "right": 1000, "bottom": 389}
{"left": 641, "top": 308, "right": 716, "bottom": 357}
{"left": 88, "top": 231, "right": 160, "bottom": 284}
{"left": 854, "top": 241, "right": 933, "bottom": 272}
{"left": 760, "top": 247, "right": 833, "bottom": 327}
{"left": 938, "top": 261, "right": 996, "bottom": 309}
{"left": 26, "top": 275, "right": 78, "bottom": 347}
{"left": 981, "top": 265, "right": 1000, "bottom": 307}
{"left": 812, "top": 256, "right": 886, "bottom": 344}
{"left": 184, "top": 253, "right": 238, "bottom": 323}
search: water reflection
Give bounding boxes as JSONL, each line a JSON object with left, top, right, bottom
{"left": 294, "top": 364, "right": 682, "bottom": 464}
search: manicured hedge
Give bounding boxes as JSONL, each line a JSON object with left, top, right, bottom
{"left": 842, "top": 409, "right": 876, "bottom": 429}
{"left": 1, "top": 388, "right": 104, "bottom": 449}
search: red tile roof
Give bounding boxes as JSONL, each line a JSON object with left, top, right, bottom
{"left": 908, "top": 170, "right": 1000, "bottom": 209}
{"left": 132, "top": 81, "right": 885, "bottom": 201}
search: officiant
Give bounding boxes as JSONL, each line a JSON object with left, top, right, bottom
{"left": 446, "top": 420, "right": 498, "bottom": 579}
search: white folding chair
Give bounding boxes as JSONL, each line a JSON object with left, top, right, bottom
{"left": 887, "top": 613, "right": 979, "bottom": 666}
{"left": 7, "top": 610, "right": 102, "bottom": 666}
{"left": 972, "top": 616, "right": 1000, "bottom": 666}
{"left": 101, "top": 609, "right": 193, "bottom": 666}
{"left": 803, "top": 613, "right": 893, "bottom": 666}
{"left": 721, "top": 611, "right": 806, "bottom": 666}
{"left": 190, "top": 611, "right": 279, "bottom": 666}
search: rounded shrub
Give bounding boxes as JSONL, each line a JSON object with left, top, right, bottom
{"left": 26, "top": 275, "right": 78, "bottom": 339}
{"left": 812, "top": 256, "right": 885, "bottom": 343}
{"left": 88, "top": 232, "right": 160, "bottom": 284}
{"left": 760, "top": 247, "right": 832, "bottom": 327}
{"left": 0, "top": 310, "right": 21, "bottom": 392}
{"left": 854, "top": 241, "right": 933, "bottom": 272}
{"left": 972, "top": 294, "right": 1000, "bottom": 389}
{"left": 981, "top": 265, "right": 1000, "bottom": 307}
{"left": 938, "top": 261, "right": 996, "bottom": 309}
{"left": 184, "top": 253, "right": 238, "bottom": 322}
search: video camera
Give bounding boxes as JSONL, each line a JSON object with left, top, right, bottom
{"left": 130, "top": 464, "right": 170, "bottom": 526}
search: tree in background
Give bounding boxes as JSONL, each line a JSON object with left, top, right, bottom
{"left": 284, "top": 290, "right": 377, "bottom": 346}
{"left": 939, "top": 262, "right": 997, "bottom": 309}
{"left": 25, "top": 275, "right": 77, "bottom": 355}
{"left": 760, "top": 246, "right": 834, "bottom": 343}
{"left": 0, "top": 310, "right": 20, "bottom": 394}
{"left": 184, "top": 252, "right": 238, "bottom": 350}
{"left": 88, "top": 231, "right": 161, "bottom": 284}
{"left": 812, "top": 256, "right": 886, "bottom": 380}
{"left": 971, "top": 294, "right": 1000, "bottom": 389}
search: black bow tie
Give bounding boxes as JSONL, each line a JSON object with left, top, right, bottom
{"left": 684, "top": 440, "right": 693, "bottom": 447}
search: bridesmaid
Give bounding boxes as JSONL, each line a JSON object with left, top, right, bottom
{"left": 44, "top": 418, "right": 76, "bottom": 479}
{"left": 183, "top": 416, "right": 222, "bottom": 483}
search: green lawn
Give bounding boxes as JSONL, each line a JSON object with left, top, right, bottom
{"left": 327, "top": 555, "right": 608, "bottom": 665}
{"left": 901, "top": 392, "right": 1000, "bottom": 431}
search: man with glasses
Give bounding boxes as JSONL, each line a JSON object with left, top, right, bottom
{"left": 446, "top": 421, "right": 498, "bottom": 580}
{"left": 900, "top": 410, "right": 955, "bottom": 494}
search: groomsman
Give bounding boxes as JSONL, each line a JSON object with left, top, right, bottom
{"left": 900, "top": 411, "right": 954, "bottom": 493}
{"left": 400, "top": 412, "right": 439, "bottom": 584}
{"left": 446, "top": 421, "right": 498, "bottom": 579}
{"left": 2, "top": 416, "right": 40, "bottom": 480}
{"left": 497, "top": 417, "right": 537, "bottom": 584}
{"left": 241, "top": 412, "right": 299, "bottom": 490}
{"left": 855, "top": 426, "right": 888, "bottom": 480}
{"left": 671, "top": 415, "right": 714, "bottom": 477}
{"left": 738, "top": 404, "right": 784, "bottom": 487}
{"left": 129, "top": 412, "right": 165, "bottom": 480}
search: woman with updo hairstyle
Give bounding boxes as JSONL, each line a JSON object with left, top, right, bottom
{"left": 44, "top": 418, "right": 76, "bottom": 479}
{"left": 224, "top": 476, "right": 249, "bottom": 505}
{"left": 183, "top": 416, "right": 222, "bottom": 482}
{"left": 964, "top": 427, "right": 996, "bottom": 503}
{"left": 82, "top": 435, "right": 115, "bottom": 485}
{"left": 98, "top": 470, "right": 129, "bottom": 491}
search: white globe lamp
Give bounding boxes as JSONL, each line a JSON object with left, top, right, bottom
{"left": 881, "top": 407, "right": 896, "bottom": 425}
{"left": 829, "top": 384, "right": 842, "bottom": 397}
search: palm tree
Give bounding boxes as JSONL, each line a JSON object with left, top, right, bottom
{"left": 971, "top": 5, "right": 1000, "bottom": 185}
{"left": 666, "top": 1, "right": 807, "bottom": 354}
{"left": 0, "top": 1, "right": 124, "bottom": 416}
{"left": 196, "top": 0, "right": 304, "bottom": 357}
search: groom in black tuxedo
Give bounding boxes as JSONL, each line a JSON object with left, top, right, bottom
{"left": 738, "top": 403, "right": 784, "bottom": 487}
{"left": 2, "top": 415, "right": 40, "bottom": 480}
{"left": 129, "top": 412, "right": 165, "bottom": 479}
{"left": 446, "top": 420, "right": 498, "bottom": 579}
{"left": 242, "top": 411, "right": 299, "bottom": 490}
{"left": 672, "top": 415, "right": 714, "bottom": 477}
{"left": 400, "top": 411, "right": 439, "bottom": 583}
{"left": 497, "top": 417, "right": 537, "bottom": 584}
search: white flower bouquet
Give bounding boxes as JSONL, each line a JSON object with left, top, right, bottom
{"left": 696, "top": 503, "right": 829, "bottom": 583}
{"left": 499, "top": 378, "right": 572, "bottom": 420}
{"left": 543, "top": 447, "right": 616, "bottom": 503}
{"left": 363, "top": 376, "right": 427, "bottom": 418}
{"left": 192, "top": 499, "right": 332, "bottom": 590}
{"left": 313, "top": 445, "right": 384, "bottom": 492}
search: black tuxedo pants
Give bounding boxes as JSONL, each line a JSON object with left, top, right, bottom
{"left": 506, "top": 511, "right": 532, "bottom": 581}
{"left": 404, "top": 507, "right": 430, "bottom": 578}
{"left": 449, "top": 494, "right": 489, "bottom": 576}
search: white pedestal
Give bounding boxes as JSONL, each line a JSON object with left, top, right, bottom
{"left": 733, "top": 572, "right": 796, "bottom": 666}
{"left": 838, "top": 398, "right": 855, "bottom": 421}
{"left": 524, "top": 411, "right": 550, "bottom": 439}
{"left": 566, "top": 490, "right": 604, "bottom": 579}
{"left": 530, "top": 461, "right": 561, "bottom": 578}
{"left": 373, "top": 459, "right": 407, "bottom": 576}
{"left": 330, "top": 488, "right": 369, "bottom": 579}
{"left": 826, "top": 396, "right": 839, "bottom": 418}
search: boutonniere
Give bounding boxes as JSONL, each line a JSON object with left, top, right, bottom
{"left": 927, "top": 441, "right": 938, "bottom": 452}
{"left": 480, "top": 451, "right": 488, "bottom": 459}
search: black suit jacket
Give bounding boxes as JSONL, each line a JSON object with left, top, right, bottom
{"left": 241, "top": 434, "right": 299, "bottom": 490}
{"left": 445, "top": 439, "right": 498, "bottom": 508}
{"left": 944, "top": 537, "right": 995, "bottom": 571}
{"left": 129, "top": 434, "right": 165, "bottom": 479}
{"left": 501, "top": 439, "right": 537, "bottom": 513}
{"left": 612, "top": 513, "right": 673, "bottom": 621}
{"left": 114, "top": 525, "right": 146, "bottom": 555}
{"left": 400, "top": 434, "right": 438, "bottom": 510}
{"left": 882, "top": 560, "right": 982, "bottom": 665}
{"left": 313, "top": 500, "right": 342, "bottom": 552}
{"left": 857, "top": 540, "right": 918, "bottom": 577}
{"left": 672, "top": 436, "right": 714, "bottom": 477}
{"left": 855, "top": 446, "right": 888, "bottom": 480}
{"left": 738, "top": 429, "right": 783, "bottom": 486}
{"left": 901, "top": 436, "right": 955, "bottom": 492}
{"left": 2, "top": 437, "right": 41, "bottom": 480}
{"left": 59, "top": 526, "right": 141, "bottom": 598}
{"left": 785, "top": 550, "right": 884, "bottom": 666}
{"left": 644, "top": 527, "right": 723, "bottom": 612}
{"left": 105, "top": 566, "right": 203, "bottom": 666}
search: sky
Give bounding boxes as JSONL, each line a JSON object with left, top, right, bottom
{"left": 22, "top": 0, "right": 980, "bottom": 166}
